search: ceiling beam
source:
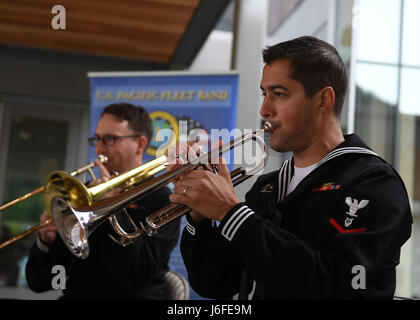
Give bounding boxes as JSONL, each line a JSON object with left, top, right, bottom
{"left": 169, "top": 0, "right": 232, "bottom": 70}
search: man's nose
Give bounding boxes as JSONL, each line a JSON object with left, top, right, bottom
{"left": 259, "top": 98, "right": 273, "bottom": 119}
{"left": 96, "top": 139, "right": 107, "bottom": 154}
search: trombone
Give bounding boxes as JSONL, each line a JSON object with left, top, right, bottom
{"left": 0, "top": 155, "right": 108, "bottom": 249}
{"left": 50, "top": 122, "right": 273, "bottom": 259}
{"left": 0, "top": 154, "right": 169, "bottom": 250}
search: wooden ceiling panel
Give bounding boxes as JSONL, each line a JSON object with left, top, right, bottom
{"left": 0, "top": 24, "right": 175, "bottom": 62}
{"left": 0, "top": 0, "right": 202, "bottom": 63}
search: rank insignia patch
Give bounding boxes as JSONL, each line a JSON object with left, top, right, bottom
{"left": 329, "top": 218, "right": 367, "bottom": 234}
{"left": 343, "top": 197, "right": 369, "bottom": 227}
{"left": 329, "top": 195, "right": 372, "bottom": 234}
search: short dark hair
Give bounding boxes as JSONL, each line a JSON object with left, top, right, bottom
{"left": 101, "top": 103, "right": 153, "bottom": 148}
{"left": 262, "top": 36, "right": 348, "bottom": 117}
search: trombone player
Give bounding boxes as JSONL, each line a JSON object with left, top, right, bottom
{"left": 25, "top": 103, "right": 180, "bottom": 299}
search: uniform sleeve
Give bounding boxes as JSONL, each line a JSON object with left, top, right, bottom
{"left": 180, "top": 205, "right": 245, "bottom": 299}
{"left": 25, "top": 236, "right": 72, "bottom": 293}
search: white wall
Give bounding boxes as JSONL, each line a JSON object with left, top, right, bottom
{"left": 266, "top": 0, "right": 336, "bottom": 44}
{"left": 189, "top": 30, "right": 233, "bottom": 71}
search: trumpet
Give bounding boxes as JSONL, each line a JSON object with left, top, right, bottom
{"left": 0, "top": 155, "right": 108, "bottom": 250}
{"left": 50, "top": 122, "right": 273, "bottom": 259}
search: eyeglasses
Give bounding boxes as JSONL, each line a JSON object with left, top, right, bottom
{"left": 88, "top": 134, "right": 140, "bottom": 147}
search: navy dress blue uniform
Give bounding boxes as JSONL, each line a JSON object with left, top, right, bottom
{"left": 25, "top": 186, "right": 180, "bottom": 300}
{"left": 180, "top": 134, "right": 412, "bottom": 299}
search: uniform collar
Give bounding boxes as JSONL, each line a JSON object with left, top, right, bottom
{"left": 277, "top": 134, "right": 380, "bottom": 203}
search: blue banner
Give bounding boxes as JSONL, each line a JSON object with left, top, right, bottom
{"left": 88, "top": 71, "right": 239, "bottom": 300}
{"left": 89, "top": 71, "right": 239, "bottom": 162}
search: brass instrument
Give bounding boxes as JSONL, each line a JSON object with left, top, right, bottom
{"left": 50, "top": 122, "right": 273, "bottom": 259}
{"left": 0, "top": 154, "right": 168, "bottom": 251}
{"left": 0, "top": 155, "right": 108, "bottom": 250}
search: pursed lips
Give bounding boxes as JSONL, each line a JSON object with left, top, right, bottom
{"left": 267, "top": 123, "right": 281, "bottom": 132}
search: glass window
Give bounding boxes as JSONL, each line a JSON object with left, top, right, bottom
{"left": 335, "top": 0, "right": 354, "bottom": 133}
{"left": 335, "top": 0, "right": 354, "bottom": 64}
{"left": 397, "top": 67, "right": 420, "bottom": 298}
{"left": 0, "top": 115, "right": 68, "bottom": 288}
{"left": 355, "top": 63, "right": 399, "bottom": 163}
{"left": 402, "top": 0, "right": 420, "bottom": 67}
{"left": 356, "top": 63, "right": 399, "bottom": 105}
{"left": 349, "top": 0, "right": 420, "bottom": 299}
{"left": 400, "top": 67, "right": 420, "bottom": 116}
{"left": 356, "top": 0, "right": 401, "bottom": 64}
{"left": 399, "top": 67, "right": 420, "bottom": 202}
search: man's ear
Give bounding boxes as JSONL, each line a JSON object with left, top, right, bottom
{"left": 318, "top": 86, "right": 336, "bottom": 114}
{"left": 136, "top": 135, "right": 148, "bottom": 155}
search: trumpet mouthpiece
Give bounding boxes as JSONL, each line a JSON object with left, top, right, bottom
{"left": 98, "top": 155, "right": 108, "bottom": 164}
{"left": 262, "top": 121, "right": 273, "bottom": 133}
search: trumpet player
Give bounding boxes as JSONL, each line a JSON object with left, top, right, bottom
{"left": 25, "top": 103, "right": 180, "bottom": 299}
{"left": 170, "top": 36, "right": 412, "bottom": 299}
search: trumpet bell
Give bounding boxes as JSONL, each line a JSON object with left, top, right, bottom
{"left": 44, "top": 171, "right": 94, "bottom": 259}
{"left": 51, "top": 197, "right": 92, "bottom": 259}
{"left": 51, "top": 195, "right": 117, "bottom": 259}
{"left": 44, "top": 171, "right": 93, "bottom": 215}
{"left": 48, "top": 155, "right": 170, "bottom": 258}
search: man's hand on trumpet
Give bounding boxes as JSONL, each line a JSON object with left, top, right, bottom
{"left": 38, "top": 210, "right": 57, "bottom": 244}
{"left": 167, "top": 140, "right": 240, "bottom": 223}
{"left": 87, "top": 158, "right": 121, "bottom": 199}
{"left": 88, "top": 158, "right": 113, "bottom": 186}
